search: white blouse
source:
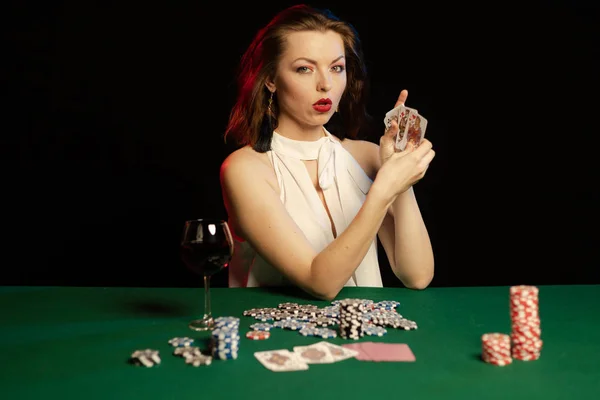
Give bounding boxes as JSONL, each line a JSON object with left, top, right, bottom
{"left": 228, "top": 128, "right": 383, "bottom": 288}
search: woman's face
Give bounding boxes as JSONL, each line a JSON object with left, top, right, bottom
{"left": 268, "top": 29, "right": 347, "bottom": 132}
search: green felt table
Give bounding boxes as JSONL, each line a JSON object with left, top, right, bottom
{"left": 1, "top": 285, "right": 599, "bottom": 399}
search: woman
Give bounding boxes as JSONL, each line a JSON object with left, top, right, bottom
{"left": 220, "top": 4, "right": 436, "bottom": 300}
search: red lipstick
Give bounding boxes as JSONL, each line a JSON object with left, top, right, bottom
{"left": 312, "top": 98, "right": 332, "bottom": 113}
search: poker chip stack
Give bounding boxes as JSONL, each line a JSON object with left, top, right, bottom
{"left": 481, "top": 333, "right": 512, "bottom": 366}
{"left": 211, "top": 316, "right": 240, "bottom": 360}
{"left": 338, "top": 298, "right": 367, "bottom": 340}
{"left": 510, "top": 285, "right": 542, "bottom": 361}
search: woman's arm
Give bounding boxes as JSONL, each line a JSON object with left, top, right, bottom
{"left": 361, "top": 140, "right": 435, "bottom": 289}
{"left": 221, "top": 150, "right": 395, "bottom": 301}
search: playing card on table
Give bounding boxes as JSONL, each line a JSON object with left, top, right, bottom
{"left": 254, "top": 349, "right": 309, "bottom": 372}
{"left": 341, "top": 342, "right": 416, "bottom": 362}
{"left": 293, "top": 343, "right": 335, "bottom": 364}
{"left": 316, "top": 341, "right": 359, "bottom": 362}
{"left": 405, "top": 109, "right": 428, "bottom": 148}
{"left": 361, "top": 342, "right": 416, "bottom": 362}
{"left": 341, "top": 343, "right": 372, "bottom": 361}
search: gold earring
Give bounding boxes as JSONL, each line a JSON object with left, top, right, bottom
{"left": 268, "top": 91, "right": 274, "bottom": 113}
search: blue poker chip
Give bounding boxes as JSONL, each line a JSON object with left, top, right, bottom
{"left": 212, "top": 348, "right": 238, "bottom": 360}
{"left": 253, "top": 314, "right": 274, "bottom": 322}
{"left": 362, "top": 324, "right": 387, "bottom": 336}
{"left": 249, "top": 322, "right": 272, "bottom": 331}
{"left": 280, "top": 320, "right": 305, "bottom": 330}
{"left": 298, "top": 326, "right": 337, "bottom": 338}
{"left": 214, "top": 317, "right": 240, "bottom": 328}
{"left": 215, "top": 343, "right": 239, "bottom": 351}
{"left": 374, "top": 300, "right": 400, "bottom": 310}
{"left": 214, "top": 335, "right": 240, "bottom": 344}
{"left": 320, "top": 306, "right": 339, "bottom": 318}
{"left": 168, "top": 337, "right": 194, "bottom": 347}
{"left": 293, "top": 314, "right": 311, "bottom": 322}
{"left": 271, "top": 320, "right": 287, "bottom": 329}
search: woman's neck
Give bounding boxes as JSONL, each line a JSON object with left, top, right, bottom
{"left": 274, "top": 118, "right": 326, "bottom": 142}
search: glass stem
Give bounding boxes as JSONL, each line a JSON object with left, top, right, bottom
{"left": 203, "top": 274, "right": 212, "bottom": 320}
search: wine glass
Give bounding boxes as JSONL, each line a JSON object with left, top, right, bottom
{"left": 180, "top": 219, "right": 233, "bottom": 331}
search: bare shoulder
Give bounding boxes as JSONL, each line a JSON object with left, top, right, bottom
{"left": 340, "top": 138, "right": 381, "bottom": 180}
{"left": 220, "top": 146, "right": 279, "bottom": 238}
{"left": 220, "top": 146, "right": 276, "bottom": 190}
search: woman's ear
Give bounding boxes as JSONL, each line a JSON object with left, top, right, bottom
{"left": 264, "top": 78, "right": 276, "bottom": 93}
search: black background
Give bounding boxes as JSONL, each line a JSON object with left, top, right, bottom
{"left": 5, "top": 1, "right": 599, "bottom": 289}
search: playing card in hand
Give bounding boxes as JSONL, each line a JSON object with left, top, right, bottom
{"left": 384, "top": 103, "right": 427, "bottom": 151}
{"left": 384, "top": 104, "right": 402, "bottom": 130}
{"left": 405, "top": 110, "right": 428, "bottom": 148}
{"left": 384, "top": 104, "right": 413, "bottom": 129}
{"left": 395, "top": 106, "right": 413, "bottom": 150}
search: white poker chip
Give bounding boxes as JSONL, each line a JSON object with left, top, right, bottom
{"left": 362, "top": 324, "right": 388, "bottom": 336}
{"left": 168, "top": 337, "right": 194, "bottom": 347}
{"left": 130, "top": 349, "right": 161, "bottom": 367}
{"left": 173, "top": 346, "right": 202, "bottom": 358}
{"left": 185, "top": 353, "right": 212, "bottom": 367}
{"left": 249, "top": 322, "right": 272, "bottom": 331}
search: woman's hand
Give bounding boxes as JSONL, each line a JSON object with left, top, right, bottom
{"left": 372, "top": 138, "right": 435, "bottom": 204}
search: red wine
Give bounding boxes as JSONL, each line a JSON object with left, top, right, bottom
{"left": 181, "top": 241, "right": 230, "bottom": 276}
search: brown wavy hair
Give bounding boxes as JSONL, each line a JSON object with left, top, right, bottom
{"left": 223, "top": 4, "right": 372, "bottom": 152}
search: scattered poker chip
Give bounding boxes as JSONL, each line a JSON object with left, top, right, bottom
{"left": 168, "top": 337, "right": 194, "bottom": 347}
{"left": 271, "top": 320, "right": 287, "bottom": 329}
{"left": 253, "top": 314, "right": 274, "bottom": 322}
{"left": 320, "top": 306, "right": 339, "bottom": 318}
{"left": 185, "top": 353, "right": 212, "bottom": 367}
{"left": 250, "top": 322, "right": 273, "bottom": 331}
{"left": 241, "top": 297, "right": 419, "bottom": 343}
{"left": 395, "top": 318, "right": 418, "bottom": 330}
{"left": 246, "top": 330, "right": 271, "bottom": 340}
{"left": 272, "top": 311, "right": 295, "bottom": 321}
{"left": 173, "top": 346, "right": 202, "bottom": 358}
{"left": 362, "top": 324, "right": 387, "bottom": 336}
{"left": 280, "top": 319, "right": 308, "bottom": 331}
{"left": 278, "top": 302, "right": 299, "bottom": 310}
{"left": 243, "top": 308, "right": 263, "bottom": 316}
{"left": 299, "top": 326, "right": 337, "bottom": 338}
{"left": 297, "top": 304, "right": 319, "bottom": 312}
{"left": 374, "top": 300, "right": 400, "bottom": 310}
{"left": 311, "top": 315, "right": 336, "bottom": 327}
{"left": 130, "top": 349, "right": 161, "bottom": 367}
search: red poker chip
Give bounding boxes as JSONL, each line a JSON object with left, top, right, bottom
{"left": 246, "top": 330, "right": 270, "bottom": 340}
{"left": 510, "top": 285, "right": 539, "bottom": 296}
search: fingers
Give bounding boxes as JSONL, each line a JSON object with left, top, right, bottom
{"left": 412, "top": 139, "right": 433, "bottom": 157}
{"left": 383, "top": 118, "right": 399, "bottom": 138}
{"left": 419, "top": 148, "right": 436, "bottom": 167}
{"left": 394, "top": 89, "right": 408, "bottom": 108}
